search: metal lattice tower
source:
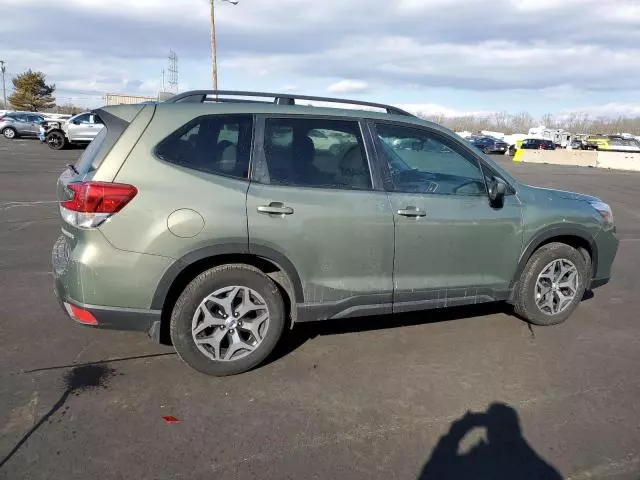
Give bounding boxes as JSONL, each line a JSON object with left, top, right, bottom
{"left": 168, "top": 51, "right": 179, "bottom": 93}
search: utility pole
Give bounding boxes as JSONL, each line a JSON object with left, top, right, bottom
{"left": 209, "top": 0, "right": 238, "bottom": 100}
{"left": 0, "top": 60, "right": 7, "bottom": 110}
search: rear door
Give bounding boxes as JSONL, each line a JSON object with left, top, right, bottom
{"left": 246, "top": 115, "right": 395, "bottom": 319}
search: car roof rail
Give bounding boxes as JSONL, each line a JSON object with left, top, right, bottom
{"left": 165, "top": 90, "right": 415, "bottom": 117}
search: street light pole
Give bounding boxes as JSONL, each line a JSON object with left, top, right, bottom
{"left": 0, "top": 60, "right": 7, "bottom": 110}
{"left": 209, "top": 0, "right": 238, "bottom": 101}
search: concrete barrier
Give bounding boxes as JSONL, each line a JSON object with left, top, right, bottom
{"left": 596, "top": 152, "right": 640, "bottom": 172}
{"left": 513, "top": 149, "right": 597, "bottom": 167}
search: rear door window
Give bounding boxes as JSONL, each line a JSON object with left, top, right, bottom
{"left": 259, "top": 117, "right": 371, "bottom": 190}
{"left": 154, "top": 114, "right": 253, "bottom": 180}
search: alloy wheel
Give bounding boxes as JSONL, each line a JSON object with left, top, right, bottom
{"left": 191, "top": 285, "right": 270, "bottom": 362}
{"left": 535, "top": 259, "right": 579, "bottom": 315}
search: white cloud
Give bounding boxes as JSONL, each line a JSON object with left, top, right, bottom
{"left": 0, "top": 0, "right": 639, "bottom": 114}
{"left": 327, "top": 80, "right": 371, "bottom": 94}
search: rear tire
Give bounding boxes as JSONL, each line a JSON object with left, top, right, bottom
{"left": 170, "top": 264, "right": 285, "bottom": 376}
{"left": 513, "top": 242, "right": 588, "bottom": 326}
{"left": 46, "top": 131, "right": 67, "bottom": 150}
{"left": 3, "top": 127, "right": 17, "bottom": 139}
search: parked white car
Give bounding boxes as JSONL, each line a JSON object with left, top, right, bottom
{"left": 41, "top": 112, "right": 104, "bottom": 150}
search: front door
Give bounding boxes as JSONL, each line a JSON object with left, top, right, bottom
{"left": 247, "top": 116, "right": 395, "bottom": 320}
{"left": 68, "top": 113, "right": 93, "bottom": 140}
{"left": 372, "top": 122, "right": 523, "bottom": 311}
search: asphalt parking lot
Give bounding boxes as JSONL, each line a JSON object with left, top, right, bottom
{"left": 1, "top": 138, "right": 640, "bottom": 480}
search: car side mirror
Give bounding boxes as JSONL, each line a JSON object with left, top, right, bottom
{"left": 488, "top": 177, "right": 507, "bottom": 207}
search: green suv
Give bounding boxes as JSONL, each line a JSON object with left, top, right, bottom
{"left": 53, "top": 90, "right": 618, "bottom": 376}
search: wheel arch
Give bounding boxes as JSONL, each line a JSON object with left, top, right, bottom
{"left": 510, "top": 226, "right": 598, "bottom": 295}
{"left": 151, "top": 244, "right": 303, "bottom": 344}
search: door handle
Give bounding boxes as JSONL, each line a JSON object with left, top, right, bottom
{"left": 397, "top": 206, "right": 426, "bottom": 218}
{"left": 257, "top": 202, "right": 294, "bottom": 216}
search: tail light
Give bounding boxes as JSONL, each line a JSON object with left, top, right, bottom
{"left": 60, "top": 181, "right": 137, "bottom": 228}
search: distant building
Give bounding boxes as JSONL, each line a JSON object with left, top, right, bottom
{"left": 104, "top": 93, "right": 156, "bottom": 106}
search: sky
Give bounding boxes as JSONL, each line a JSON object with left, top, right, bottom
{"left": 1, "top": 0, "right": 639, "bottom": 117}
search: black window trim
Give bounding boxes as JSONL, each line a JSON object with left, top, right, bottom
{"left": 368, "top": 119, "right": 515, "bottom": 197}
{"left": 152, "top": 113, "right": 255, "bottom": 182}
{"left": 251, "top": 113, "right": 382, "bottom": 192}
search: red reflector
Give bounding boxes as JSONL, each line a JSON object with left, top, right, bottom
{"left": 69, "top": 304, "right": 98, "bottom": 325}
{"left": 61, "top": 182, "right": 137, "bottom": 213}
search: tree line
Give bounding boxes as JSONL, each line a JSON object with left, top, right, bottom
{"left": 421, "top": 111, "right": 640, "bottom": 136}
{"left": 3, "top": 69, "right": 639, "bottom": 135}
{"left": 1, "top": 70, "right": 83, "bottom": 115}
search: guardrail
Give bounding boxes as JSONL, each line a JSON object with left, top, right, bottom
{"left": 513, "top": 149, "right": 640, "bottom": 172}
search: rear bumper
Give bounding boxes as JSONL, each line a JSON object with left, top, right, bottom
{"left": 51, "top": 230, "right": 173, "bottom": 338}
{"left": 54, "top": 280, "right": 160, "bottom": 332}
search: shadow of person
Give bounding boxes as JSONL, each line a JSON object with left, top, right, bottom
{"left": 418, "top": 403, "right": 562, "bottom": 480}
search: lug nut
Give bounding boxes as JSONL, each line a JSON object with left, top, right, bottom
{"left": 220, "top": 325, "right": 225, "bottom": 330}
{"left": 229, "top": 329, "right": 235, "bottom": 334}
{"left": 233, "top": 312, "right": 239, "bottom": 318}
{"left": 238, "top": 321, "right": 243, "bottom": 326}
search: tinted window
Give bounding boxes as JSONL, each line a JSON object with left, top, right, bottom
{"left": 376, "top": 123, "right": 486, "bottom": 195}
{"left": 74, "top": 114, "right": 91, "bottom": 124}
{"left": 155, "top": 114, "right": 253, "bottom": 179}
{"left": 261, "top": 117, "right": 371, "bottom": 190}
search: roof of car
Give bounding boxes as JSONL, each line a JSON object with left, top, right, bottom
{"left": 100, "top": 97, "right": 453, "bottom": 138}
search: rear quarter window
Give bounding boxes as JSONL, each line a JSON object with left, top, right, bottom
{"left": 154, "top": 114, "right": 253, "bottom": 180}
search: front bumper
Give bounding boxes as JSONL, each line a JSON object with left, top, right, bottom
{"left": 590, "top": 227, "right": 619, "bottom": 288}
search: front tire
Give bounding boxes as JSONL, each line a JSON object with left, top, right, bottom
{"left": 170, "top": 264, "right": 285, "bottom": 376}
{"left": 46, "top": 131, "right": 67, "bottom": 150}
{"left": 3, "top": 127, "right": 17, "bottom": 139}
{"left": 513, "top": 243, "right": 589, "bottom": 326}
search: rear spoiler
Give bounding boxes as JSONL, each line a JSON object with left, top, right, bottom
{"left": 93, "top": 104, "right": 148, "bottom": 129}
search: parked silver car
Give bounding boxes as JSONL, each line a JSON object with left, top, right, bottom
{"left": 0, "top": 112, "right": 45, "bottom": 139}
